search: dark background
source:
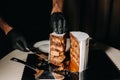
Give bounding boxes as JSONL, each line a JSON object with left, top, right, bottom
{"left": 0, "top": 0, "right": 120, "bottom": 57}
{"left": 0, "top": 0, "right": 52, "bottom": 44}
{"left": 64, "top": 0, "right": 120, "bottom": 50}
{"left": 0, "top": 0, "right": 53, "bottom": 57}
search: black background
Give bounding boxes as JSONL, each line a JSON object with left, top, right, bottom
{"left": 0, "top": 0, "right": 53, "bottom": 57}
{"left": 1, "top": 0, "right": 52, "bottom": 43}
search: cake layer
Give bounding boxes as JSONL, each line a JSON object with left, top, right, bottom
{"left": 49, "top": 32, "right": 66, "bottom": 70}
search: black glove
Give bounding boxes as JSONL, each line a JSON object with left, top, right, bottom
{"left": 6, "top": 29, "right": 29, "bottom": 52}
{"left": 51, "top": 12, "right": 66, "bottom": 34}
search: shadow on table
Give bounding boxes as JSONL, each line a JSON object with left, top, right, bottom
{"left": 84, "top": 48, "right": 120, "bottom": 80}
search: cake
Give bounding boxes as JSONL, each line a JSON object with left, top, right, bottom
{"left": 49, "top": 32, "right": 66, "bottom": 70}
{"left": 69, "top": 31, "right": 89, "bottom": 72}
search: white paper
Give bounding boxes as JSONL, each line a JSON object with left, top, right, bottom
{"left": 0, "top": 49, "right": 28, "bottom": 80}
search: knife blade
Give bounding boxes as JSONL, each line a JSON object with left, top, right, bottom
{"left": 10, "top": 57, "right": 38, "bottom": 72}
{"left": 10, "top": 57, "right": 60, "bottom": 71}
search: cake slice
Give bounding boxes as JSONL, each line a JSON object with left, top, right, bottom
{"left": 49, "top": 32, "right": 66, "bottom": 70}
{"left": 69, "top": 31, "right": 89, "bottom": 72}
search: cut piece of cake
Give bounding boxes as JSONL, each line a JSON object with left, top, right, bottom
{"left": 49, "top": 32, "right": 66, "bottom": 70}
{"left": 69, "top": 31, "right": 89, "bottom": 72}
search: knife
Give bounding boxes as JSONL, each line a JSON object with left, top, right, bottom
{"left": 10, "top": 57, "right": 79, "bottom": 79}
{"left": 10, "top": 57, "right": 59, "bottom": 71}
{"left": 10, "top": 57, "right": 38, "bottom": 72}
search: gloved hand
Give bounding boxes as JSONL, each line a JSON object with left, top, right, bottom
{"left": 6, "top": 28, "right": 29, "bottom": 52}
{"left": 51, "top": 12, "right": 66, "bottom": 34}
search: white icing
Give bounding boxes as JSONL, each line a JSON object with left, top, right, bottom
{"left": 70, "top": 31, "right": 89, "bottom": 41}
{"left": 70, "top": 31, "right": 90, "bottom": 72}
{"left": 51, "top": 32, "right": 65, "bottom": 36}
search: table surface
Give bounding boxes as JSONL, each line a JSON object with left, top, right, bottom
{"left": 0, "top": 50, "right": 28, "bottom": 80}
{"left": 0, "top": 42, "right": 120, "bottom": 80}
